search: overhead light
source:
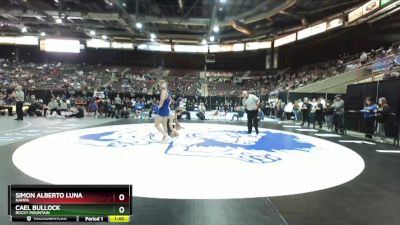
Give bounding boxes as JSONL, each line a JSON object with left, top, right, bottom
{"left": 101, "top": 35, "right": 108, "bottom": 40}
{"left": 201, "top": 39, "right": 207, "bottom": 45}
{"left": 36, "top": 16, "right": 45, "bottom": 21}
{"left": 90, "top": 30, "right": 96, "bottom": 36}
{"left": 54, "top": 0, "right": 59, "bottom": 3}
{"left": 122, "top": 2, "right": 127, "bottom": 7}
{"left": 55, "top": 18, "right": 62, "bottom": 24}
{"left": 209, "top": 36, "right": 215, "bottom": 42}
{"left": 220, "top": 0, "right": 227, "bottom": 3}
{"left": 104, "top": 0, "right": 113, "bottom": 6}
{"left": 135, "top": 22, "right": 143, "bottom": 29}
{"left": 150, "top": 33, "right": 156, "bottom": 39}
{"left": 40, "top": 32, "right": 46, "bottom": 37}
{"left": 21, "top": 27, "right": 27, "bottom": 33}
{"left": 213, "top": 25, "right": 220, "bottom": 33}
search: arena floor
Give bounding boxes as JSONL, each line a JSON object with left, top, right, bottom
{"left": 1, "top": 116, "right": 400, "bottom": 225}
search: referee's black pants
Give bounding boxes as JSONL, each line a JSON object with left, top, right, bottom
{"left": 246, "top": 110, "right": 258, "bottom": 134}
{"left": 16, "top": 101, "right": 23, "bottom": 120}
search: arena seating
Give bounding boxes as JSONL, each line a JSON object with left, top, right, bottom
{"left": 1, "top": 45, "right": 399, "bottom": 98}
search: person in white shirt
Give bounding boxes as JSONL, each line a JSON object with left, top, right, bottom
{"left": 47, "top": 97, "right": 61, "bottom": 116}
{"left": 242, "top": 91, "right": 260, "bottom": 134}
{"left": 319, "top": 97, "right": 326, "bottom": 108}
{"left": 196, "top": 102, "right": 206, "bottom": 120}
{"left": 284, "top": 101, "right": 293, "bottom": 121}
{"left": 59, "top": 99, "right": 68, "bottom": 114}
{"left": 14, "top": 85, "right": 25, "bottom": 120}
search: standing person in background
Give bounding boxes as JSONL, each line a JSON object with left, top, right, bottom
{"left": 114, "top": 94, "right": 122, "bottom": 115}
{"left": 154, "top": 80, "right": 171, "bottom": 142}
{"left": 309, "top": 99, "right": 317, "bottom": 128}
{"left": 276, "top": 98, "right": 283, "bottom": 120}
{"left": 292, "top": 100, "right": 301, "bottom": 123}
{"left": 376, "top": 97, "right": 391, "bottom": 142}
{"left": 314, "top": 98, "right": 324, "bottom": 129}
{"left": 265, "top": 102, "right": 271, "bottom": 117}
{"left": 14, "top": 85, "right": 24, "bottom": 121}
{"left": 361, "top": 97, "right": 378, "bottom": 139}
{"left": 319, "top": 96, "right": 326, "bottom": 108}
{"left": 332, "top": 94, "right": 345, "bottom": 134}
{"left": 242, "top": 91, "right": 260, "bottom": 134}
{"left": 284, "top": 101, "right": 293, "bottom": 121}
{"left": 324, "top": 100, "right": 334, "bottom": 131}
{"left": 301, "top": 97, "right": 311, "bottom": 127}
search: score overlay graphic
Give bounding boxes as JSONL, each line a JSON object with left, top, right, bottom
{"left": 8, "top": 185, "right": 132, "bottom": 222}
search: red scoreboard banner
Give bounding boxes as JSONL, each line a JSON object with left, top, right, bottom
{"left": 8, "top": 185, "right": 132, "bottom": 223}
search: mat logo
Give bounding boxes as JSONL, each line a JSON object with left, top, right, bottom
{"left": 79, "top": 131, "right": 158, "bottom": 148}
{"left": 78, "top": 126, "right": 314, "bottom": 164}
{"left": 165, "top": 130, "right": 314, "bottom": 164}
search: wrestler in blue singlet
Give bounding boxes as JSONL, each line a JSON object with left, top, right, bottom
{"left": 158, "top": 92, "right": 171, "bottom": 117}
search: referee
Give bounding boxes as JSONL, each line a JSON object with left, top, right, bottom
{"left": 242, "top": 91, "right": 260, "bottom": 134}
{"left": 14, "top": 85, "right": 24, "bottom": 121}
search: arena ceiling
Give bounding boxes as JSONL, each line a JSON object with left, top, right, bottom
{"left": 0, "top": 0, "right": 367, "bottom": 44}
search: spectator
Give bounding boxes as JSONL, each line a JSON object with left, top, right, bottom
{"left": 59, "top": 99, "right": 69, "bottom": 115}
{"left": 314, "top": 98, "right": 324, "bottom": 129}
{"left": 309, "top": 99, "right": 317, "bottom": 127}
{"left": 231, "top": 106, "right": 245, "bottom": 121}
{"left": 292, "top": 100, "right": 301, "bottom": 123}
{"left": 46, "top": 97, "right": 61, "bottom": 116}
{"left": 27, "top": 95, "right": 42, "bottom": 117}
{"left": 324, "top": 100, "right": 334, "bottom": 131}
{"left": 301, "top": 97, "right": 311, "bottom": 127}
{"left": 65, "top": 106, "right": 84, "bottom": 118}
{"left": 196, "top": 102, "right": 206, "bottom": 120}
{"left": 114, "top": 94, "right": 122, "bottom": 115}
{"left": 361, "top": 97, "right": 378, "bottom": 139}
{"left": 360, "top": 51, "right": 368, "bottom": 65}
{"left": 120, "top": 106, "right": 129, "bottom": 119}
{"left": 284, "top": 101, "right": 293, "bottom": 121}
{"left": 258, "top": 108, "right": 265, "bottom": 121}
{"left": 376, "top": 97, "right": 391, "bottom": 142}
{"left": 332, "top": 94, "right": 345, "bottom": 134}
{"left": 0, "top": 91, "right": 13, "bottom": 116}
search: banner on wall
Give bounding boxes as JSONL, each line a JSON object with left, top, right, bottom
{"left": 372, "top": 56, "right": 396, "bottom": 73}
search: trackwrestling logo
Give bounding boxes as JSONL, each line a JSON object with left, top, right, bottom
{"left": 78, "top": 125, "right": 315, "bottom": 164}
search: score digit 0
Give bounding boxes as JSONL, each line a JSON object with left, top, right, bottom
{"left": 118, "top": 194, "right": 125, "bottom": 201}
{"left": 119, "top": 206, "right": 125, "bottom": 214}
